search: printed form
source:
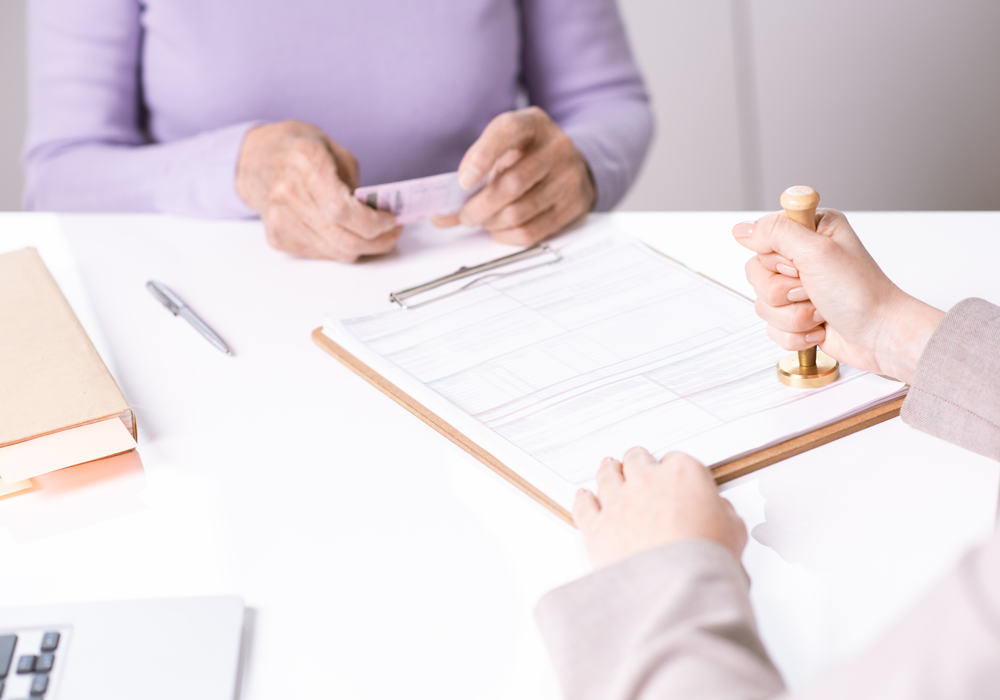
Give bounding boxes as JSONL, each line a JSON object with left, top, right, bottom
{"left": 322, "top": 221, "right": 905, "bottom": 511}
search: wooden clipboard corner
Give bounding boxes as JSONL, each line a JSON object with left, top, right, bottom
{"left": 710, "top": 397, "right": 904, "bottom": 484}
{"left": 313, "top": 328, "right": 575, "bottom": 526}
{"left": 313, "top": 327, "right": 904, "bottom": 524}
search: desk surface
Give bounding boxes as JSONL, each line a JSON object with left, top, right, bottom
{"left": 1, "top": 211, "right": 997, "bottom": 697}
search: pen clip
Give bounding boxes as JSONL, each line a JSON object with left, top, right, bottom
{"left": 389, "top": 244, "right": 562, "bottom": 309}
{"left": 147, "top": 280, "right": 183, "bottom": 315}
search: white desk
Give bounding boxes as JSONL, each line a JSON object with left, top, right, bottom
{"left": 1, "top": 211, "right": 997, "bottom": 697}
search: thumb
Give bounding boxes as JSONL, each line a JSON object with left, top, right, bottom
{"left": 457, "top": 109, "right": 538, "bottom": 189}
{"left": 733, "top": 210, "right": 835, "bottom": 266}
{"left": 572, "top": 488, "right": 601, "bottom": 530}
{"left": 326, "top": 138, "right": 360, "bottom": 190}
{"left": 432, "top": 214, "right": 461, "bottom": 228}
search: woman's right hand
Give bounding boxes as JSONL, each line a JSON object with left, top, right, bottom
{"left": 732, "top": 209, "right": 943, "bottom": 384}
{"left": 236, "top": 121, "right": 401, "bottom": 262}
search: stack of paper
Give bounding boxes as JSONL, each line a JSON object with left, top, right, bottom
{"left": 320, "top": 222, "right": 905, "bottom": 513}
{"left": 0, "top": 248, "right": 137, "bottom": 495}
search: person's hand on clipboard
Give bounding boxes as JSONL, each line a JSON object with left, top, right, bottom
{"left": 733, "top": 208, "right": 944, "bottom": 386}
{"left": 537, "top": 210, "right": 1000, "bottom": 700}
{"left": 570, "top": 208, "right": 947, "bottom": 567}
{"left": 572, "top": 449, "right": 747, "bottom": 571}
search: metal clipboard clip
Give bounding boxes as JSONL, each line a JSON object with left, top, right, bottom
{"left": 389, "top": 244, "right": 563, "bottom": 309}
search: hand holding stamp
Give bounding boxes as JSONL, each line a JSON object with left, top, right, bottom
{"left": 775, "top": 186, "right": 840, "bottom": 388}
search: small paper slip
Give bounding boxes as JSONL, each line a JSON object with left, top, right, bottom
{"left": 0, "top": 475, "right": 32, "bottom": 498}
{"left": 354, "top": 172, "right": 484, "bottom": 225}
{"left": 316, "top": 220, "right": 906, "bottom": 520}
{"left": 0, "top": 417, "right": 138, "bottom": 483}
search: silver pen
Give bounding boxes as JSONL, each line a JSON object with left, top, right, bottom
{"left": 147, "top": 280, "right": 233, "bottom": 356}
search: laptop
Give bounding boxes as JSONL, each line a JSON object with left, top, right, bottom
{"left": 0, "top": 596, "right": 246, "bottom": 700}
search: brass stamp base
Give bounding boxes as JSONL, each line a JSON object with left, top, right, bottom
{"left": 777, "top": 350, "right": 840, "bottom": 388}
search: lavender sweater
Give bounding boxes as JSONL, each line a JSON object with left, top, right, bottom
{"left": 23, "top": 0, "right": 653, "bottom": 218}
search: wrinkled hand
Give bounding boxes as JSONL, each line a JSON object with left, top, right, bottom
{"left": 435, "top": 107, "right": 596, "bottom": 246}
{"left": 732, "top": 210, "right": 943, "bottom": 384}
{"left": 574, "top": 448, "right": 747, "bottom": 571}
{"left": 236, "top": 121, "right": 400, "bottom": 262}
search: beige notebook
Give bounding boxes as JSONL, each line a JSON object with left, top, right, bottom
{"left": 0, "top": 248, "right": 137, "bottom": 486}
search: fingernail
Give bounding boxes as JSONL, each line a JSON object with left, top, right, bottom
{"left": 805, "top": 330, "right": 825, "bottom": 343}
{"left": 776, "top": 263, "right": 799, "bottom": 278}
{"left": 601, "top": 456, "right": 615, "bottom": 465}
{"left": 732, "top": 221, "right": 755, "bottom": 238}
{"left": 813, "top": 309, "right": 825, "bottom": 323}
{"left": 787, "top": 287, "right": 809, "bottom": 302}
{"left": 458, "top": 168, "right": 481, "bottom": 190}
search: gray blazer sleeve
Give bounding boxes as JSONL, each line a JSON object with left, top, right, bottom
{"left": 901, "top": 298, "right": 1000, "bottom": 461}
{"left": 785, "top": 536, "right": 1000, "bottom": 700}
{"left": 535, "top": 540, "right": 786, "bottom": 700}
{"left": 536, "top": 298, "right": 1000, "bottom": 700}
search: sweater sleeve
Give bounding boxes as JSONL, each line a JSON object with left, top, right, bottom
{"left": 23, "top": 0, "right": 257, "bottom": 218}
{"left": 520, "top": 0, "right": 654, "bottom": 211}
{"left": 535, "top": 540, "right": 786, "bottom": 700}
{"left": 900, "top": 298, "right": 1000, "bottom": 461}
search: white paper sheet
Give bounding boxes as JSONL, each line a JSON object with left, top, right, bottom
{"left": 0, "top": 417, "right": 138, "bottom": 483}
{"left": 0, "top": 475, "right": 32, "bottom": 498}
{"left": 323, "top": 221, "right": 905, "bottom": 511}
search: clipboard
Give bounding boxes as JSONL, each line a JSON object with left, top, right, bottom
{"left": 311, "top": 245, "right": 905, "bottom": 526}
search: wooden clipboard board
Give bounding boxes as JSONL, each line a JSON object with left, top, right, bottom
{"left": 313, "top": 328, "right": 904, "bottom": 526}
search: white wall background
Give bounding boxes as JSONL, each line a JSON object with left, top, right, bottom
{"left": 0, "top": 0, "right": 27, "bottom": 211}
{"left": 1, "top": 0, "right": 999, "bottom": 212}
{"left": 616, "top": 0, "right": 1000, "bottom": 211}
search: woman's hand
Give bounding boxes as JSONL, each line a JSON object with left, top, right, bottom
{"left": 732, "top": 209, "right": 944, "bottom": 384}
{"left": 237, "top": 121, "right": 401, "bottom": 262}
{"left": 574, "top": 448, "right": 747, "bottom": 571}
{"left": 435, "top": 107, "right": 596, "bottom": 246}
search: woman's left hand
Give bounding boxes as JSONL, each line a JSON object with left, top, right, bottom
{"left": 435, "top": 107, "right": 596, "bottom": 246}
{"left": 574, "top": 448, "right": 747, "bottom": 570}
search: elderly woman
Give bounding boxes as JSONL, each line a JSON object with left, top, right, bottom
{"left": 536, "top": 209, "right": 1000, "bottom": 699}
{"left": 24, "top": 0, "right": 652, "bottom": 261}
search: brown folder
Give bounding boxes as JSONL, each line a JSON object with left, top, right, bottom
{"left": 312, "top": 328, "right": 902, "bottom": 525}
{"left": 0, "top": 248, "right": 137, "bottom": 485}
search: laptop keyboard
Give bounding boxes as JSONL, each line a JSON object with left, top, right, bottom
{"left": 0, "top": 629, "right": 68, "bottom": 699}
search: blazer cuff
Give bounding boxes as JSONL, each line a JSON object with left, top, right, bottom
{"left": 535, "top": 540, "right": 766, "bottom": 700}
{"left": 901, "top": 298, "right": 1000, "bottom": 461}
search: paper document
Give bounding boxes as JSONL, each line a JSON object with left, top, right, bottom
{"left": 0, "top": 417, "right": 138, "bottom": 483}
{"left": 354, "top": 172, "right": 484, "bottom": 224}
{"left": 322, "top": 221, "right": 905, "bottom": 511}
